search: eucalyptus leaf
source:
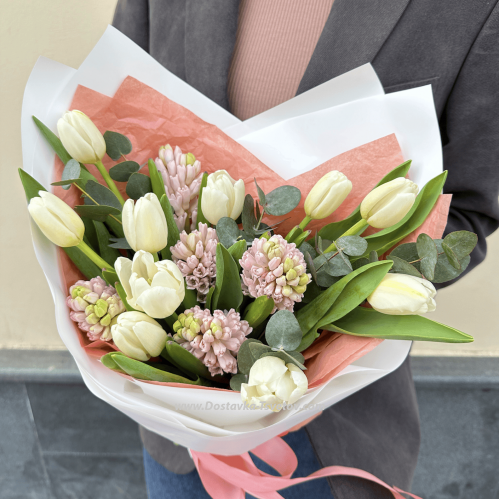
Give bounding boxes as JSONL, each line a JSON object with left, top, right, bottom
{"left": 243, "top": 296, "right": 275, "bottom": 328}
{"left": 108, "top": 237, "right": 132, "bottom": 250}
{"left": 230, "top": 373, "right": 248, "bottom": 392}
{"left": 265, "top": 310, "right": 303, "bottom": 351}
{"left": 304, "top": 251, "right": 318, "bottom": 284}
{"left": 432, "top": 240, "right": 470, "bottom": 283}
{"left": 260, "top": 351, "right": 306, "bottom": 371}
{"left": 388, "top": 256, "right": 422, "bottom": 278}
{"left": 336, "top": 235, "right": 368, "bottom": 257}
{"left": 216, "top": 217, "right": 241, "bottom": 248}
{"left": 299, "top": 241, "right": 318, "bottom": 260}
{"left": 85, "top": 180, "right": 122, "bottom": 211}
{"left": 369, "top": 251, "right": 379, "bottom": 263}
{"left": 109, "top": 160, "right": 141, "bottom": 182}
{"left": 337, "top": 249, "right": 353, "bottom": 271}
{"left": 126, "top": 173, "right": 152, "bottom": 200}
{"left": 242, "top": 194, "right": 257, "bottom": 236}
{"left": 55, "top": 159, "right": 81, "bottom": 189}
{"left": 416, "top": 233, "right": 438, "bottom": 280}
{"left": 103, "top": 131, "right": 132, "bottom": 160}
{"left": 74, "top": 204, "right": 121, "bottom": 222}
{"left": 264, "top": 185, "right": 301, "bottom": 216}
{"left": 254, "top": 178, "right": 266, "bottom": 206}
{"left": 237, "top": 339, "right": 263, "bottom": 375}
{"left": 249, "top": 341, "right": 273, "bottom": 359}
{"left": 353, "top": 258, "right": 370, "bottom": 270}
{"left": 442, "top": 242, "right": 461, "bottom": 270}
{"left": 389, "top": 242, "right": 419, "bottom": 262}
{"left": 314, "top": 252, "right": 352, "bottom": 277}
{"left": 316, "top": 270, "right": 339, "bottom": 288}
{"left": 442, "top": 231, "right": 478, "bottom": 261}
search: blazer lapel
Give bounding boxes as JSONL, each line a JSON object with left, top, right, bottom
{"left": 184, "top": 0, "right": 240, "bottom": 110}
{"left": 298, "top": 0, "right": 411, "bottom": 94}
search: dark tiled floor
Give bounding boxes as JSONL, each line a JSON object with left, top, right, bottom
{"left": 0, "top": 378, "right": 498, "bottom": 499}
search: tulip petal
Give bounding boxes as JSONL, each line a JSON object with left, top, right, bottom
{"left": 248, "top": 357, "right": 287, "bottom": 386}
{"left": 133, "top": 320, "right": 167, "bottom": 356}
{"left": 201, "top": 187, "right": 229, "bottom": 225}
{"left": 367, "top": 193, "right": 416, "bottom": 228}
{"left": 134, "top": 197, "right": 169, "bottom": 253}
{"left": 38, "top": 192, "right": 84, "bottom": 240}
{"left": 111, "top": 325, "right": 150, "bottom": 361}
{"left": 122, "top": 199, "right": 137, "bottom": 251}
{"left": 136, "top": 286, "right": 181, "bottom": 318}
{"left": 57, "top": 117, "right": 98, "bottom": 164}
{"left": 115, "top": 257, "right": 133, "bottom": 299}
{"left": 230, "top": 179, "right": 246, "bottom": 219}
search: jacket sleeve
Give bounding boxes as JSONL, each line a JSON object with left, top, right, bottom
{"left": 441, "top": 3, "right": 499, "bottom": 284}
{"left": 112, "top": 0, "right": 150, "bottom": 53}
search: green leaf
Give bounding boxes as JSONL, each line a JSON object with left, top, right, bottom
{"left": 369, "top": 251, "right": 379, "bottom": 263}
{"left": 182, "top": 286, "right": 198, "bottom": 310}
{"left": 264, "top": 186, "right": 301, "bottom": 216}
{"left": 148, "top": 159, "right": 167, "bottom": 200}
{"left": 314, "top": 252, "right": 352, "bottom": 277}
{"left": 416, "top": 233, "right": 438, "bottom": 280}
{"left": 319, "top": 160, "right": 413, "bottom": 241}
{"left": 442, "top": 231, "right": 478, "bottom": 261}
{"left": 109, "top": 160, "right": 141, "bottom": 182}
{"left": 74, "top": 204, "right": 121, "bottom": 222}
{"left": 304, "top": 251, "right": 318, "bottom": 284}
{"left": 442, "top": 242, "right": 461, "bottom": 270}
{"left": 432, "top": 240, "right": 470, "bottom": 283}
{"left": 362, "top": 171, "right": 448, "bottom": 257}
{"left": 196, "top": 173, "right": 209, "bottom": 226}
{"left": 81, "top": 216, "right": 99, "bottom": 250}
{"left": 205, "top": 287, "right": 215, "bottom": 311}
{"left": 92, "top": 221, "right": 121, "bottom": 267}
{"left": 62, "top": 246, "right": 103, "bottom": 280}
{"left": 249, "top": 341, "right": 273, "bottom": 359}
{"left": 389, "top": 242, "right": 419, "bottom": 263}
{"left": 230, "top": 373, "right": 248, "bottom": 392}
{"left": 325, "top": 306, "right": 474, "bottom": 343}
{"left": 159, "top": 194, "right": 180, "bottom": 261}
{"left": 294, "top": 231, "right": 311, "bottom": 249}
{"left": 85, "top": 180, "right": 122, "bottom": 211}
{"left": 243, "top": 296, "right": 275, "bottom": 329}
{"left": 103, "top": 131, "right": 132, "bottom": 160}
{"left": 387, "top": 256, "right": 422, "bottom": 278}
{"left": 51, "top": 159, "right": 81, "bottom": 189}
{"left": 102, "top": 269, "right": 119, "bottom": 287}
{"left": 254, "top": 178, "right": 266, "bottom": 206}
{"left": 316, "top": 271, "right": 339, "bottom": 288}
{"left": 296, "top": 260, "right": 393, "bottom": 336}
{"left": 299, "top": 241, "right": 318, "bottom": 260}
{"left": 18, "top": 168, "right": 46, "bottom": 201}
{"left": 260, "top": 350, "right": 306, "bottom": 371}
{"left": 216, "top": 217, "right": 241, "bottom": 248}
{"left": 285, "top": 226, "right": 303, "bottom": 244}
{"left": 212, "top": 243, "right": 243, "bottom": 311}
{"left": 102, "top": 352, "right": 208, "bottom": 385}
{"left": 241, "top": 194, "right": 257, "bottom": 236}
{"left": 237, "top": 339, "right": 263, "bottom": 374}
{"left": 353, "top": 258, "right": 370, "bottom": 270}
{"left": 265, "top": 310, "right": 303, "bottom": 351}
{"left": 336, "top": 235, "right": 368, "bottom": 257}
{"left": 105, "top": 215, "right": 125, "bottom": 238}
{"left": 228, "top": 239, "right": 247, "bottom": 268}
{"left": 108, "top": 237, "right": 132, "bottom": 250}
{"left": 126, "top": 172, "right": 152, "bottom": 200}
{"left": 32, "top": 116, "right": 72, "bottom": 164}
{"left": 163, "top": 342, "right": 216, "bottom": 382}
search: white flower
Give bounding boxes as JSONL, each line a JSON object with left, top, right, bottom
{"left": 28, "top": 191, "right": 84, "bottom": 247}
{"left": 304, "top": 171, "right": 352, "bottom": 220}
{"left": 115, "top": 251, "right": 185, "bottom": 319}
{"left": 201, "top": 170, "right": 245, "bottom": 225}
{"left": 241, "top": 357, "right": 308, "bottom": 412}
{"left": 122, "top": 193, "right": 169, "bottom": 253}
{"left": 367, "top": 273, "right": 437, "bottom": 315}
{"left": 360, "top": 177, "right": 419, "bottom": 229}
{"left": 57, "top": 110, "right": 106, "bottom": 164}
{"left": 111, "top": 311, "right": 166, "bottom": 361}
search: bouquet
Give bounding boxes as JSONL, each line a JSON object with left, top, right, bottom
{"left": 19, "top": 26, "right": 477, "bottom": 498}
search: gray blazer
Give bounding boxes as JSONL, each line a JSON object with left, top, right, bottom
{"left": 113, "top": 1, "right": 499, "bottom": 497}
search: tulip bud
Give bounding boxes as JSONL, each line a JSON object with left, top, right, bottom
{"left": 360, "top": 178, "right": 419, "bottom": 229}
{"left": 304, "top": 171, "right": 352, "bottom": 220}
{"left": 57, "top": 110, "right": 106, "bottom": 164}
{"left": 201, "top": 170, "right": 245, "bottom": 225}
{"left": 111, "top": 311, "right": 167, "bottom": 361}
{"left": 367, "top": 274, "right": 437, "bottom": 315}
{"left": 122, "top": 193, "right": 169, "bottom": 253}
{"left": 28, "top": 191, "right": 85, "bottom": 247}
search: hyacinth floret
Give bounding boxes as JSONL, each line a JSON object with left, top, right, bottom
{"left": 240, "top": 235, "right": 312, "bottom": 312}
{"left": 66, "top": 277, "right": 125, "bottom": 341}
{"left": 171, "top": 306, "right": 252, "bottom": 376}
{"left": 155, "top": 144, "right": 203, "bottom": 231}
{"left": 170, "top": 223, "right": 218, "bottom": 303}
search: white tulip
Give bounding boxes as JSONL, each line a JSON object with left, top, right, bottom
{"left": 201, "top": 170, "right": 245, "bottom": 225}
{"left": 28, "top": 191, "right": 84, "bottom": 247}
{"left": 360, "top": 178, "right": 419, "bottom": 229}
{"left": 304, "top": 171, "right": 352, "bottom": 220}
{"left": 367, "top": 273, "right": 437, "bottom": 315}
{"left": 57, "top": 110, "right": 106, "bottom": 164}
{"left": 115, "top": 250, "right": 185, "bottom": 319}
{"left": 241, "top": 357, "right": 308, "bottom": 412}
{"left": 111, "top": 311, "right": 167, "bottom": 361}
{"left": 122, "top": 193, "right": 169, "bottom": 253}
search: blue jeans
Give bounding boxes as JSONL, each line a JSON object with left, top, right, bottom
{"left": 143, "top": 428, "right": 333, "bottom": 499}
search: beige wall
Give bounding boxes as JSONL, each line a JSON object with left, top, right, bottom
{"left": 0, "top": 0, "right": 498, "bottom": 355}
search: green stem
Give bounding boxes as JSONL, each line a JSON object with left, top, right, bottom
{"left": 324, "top": 219, "right": 370, "bottom": 253}
{"left": 77, "top": 240, "right": 114, "bottom": 271}
{"left": 298, "top": 215, "right": 312, "bottom": 231}
{"left": 153, "top": 252, "right": 159, "bottom": 262}
{"left": 94, "top": 160, "right": 125, "bottom": 206}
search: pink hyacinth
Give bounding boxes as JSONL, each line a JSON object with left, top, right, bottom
{"left": 155, "top": 144, "right": 203, "bottom": 231}
{"left": 172, "top": 306, "right": 252, "bottom": 376}
{"left": 240, "top": 235, "right": 312, "bottom": 312}
{"left": 66, "top": 277, "right": 125, "bottom": 342}
{"left": 170, "top": 223, "right": 218, "bottom": 303}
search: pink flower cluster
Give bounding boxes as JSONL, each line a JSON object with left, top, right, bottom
{"left": 155, "top": 145, "right": 203, "bottom": 231}
{"left": 66, "top": 277, "right": 125, "bottom": 342}
{"left": 172, "top": 306, "right": 252, "bottom": 376}
{"left": 170, "top": 223, "right": 218, "bottom": 303}
{"left": 240, "top": 235, "right": 312, "bottom": 312}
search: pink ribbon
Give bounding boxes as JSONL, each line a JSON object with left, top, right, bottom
{"left": 191, "top": 436, "right": 421, "bottom": 499}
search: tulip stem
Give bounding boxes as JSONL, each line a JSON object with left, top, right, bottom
{"left": 94, "top": 160, "right": 125, "bottom": 206}
{"left": 153, "top": 253, "right": 159, "bottom": 262}
{"left": 324, "top": 219, "right": 369, "bottom": 253}
{"left": 298, "top": 216, "right": 312, "bottom": 231}
{"left": 77, "top": 240, "right": 114, "bottom": 271}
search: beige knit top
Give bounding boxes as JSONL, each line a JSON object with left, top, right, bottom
{"left": 228, "top": 0, "right": 335, "bottom": 120}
